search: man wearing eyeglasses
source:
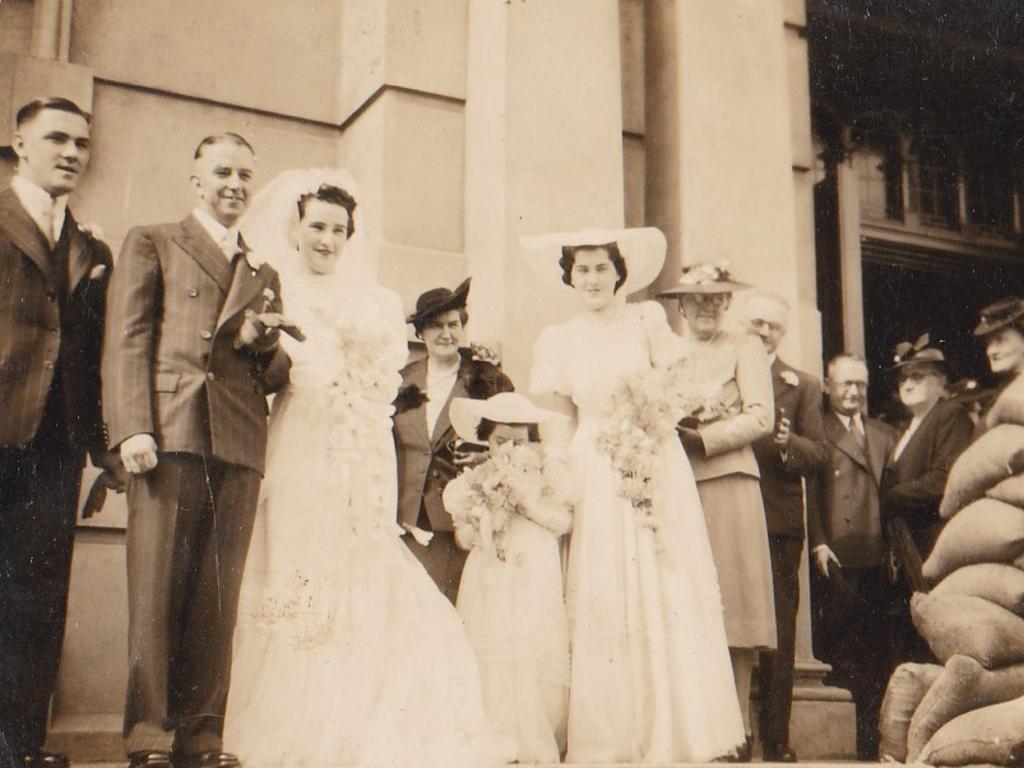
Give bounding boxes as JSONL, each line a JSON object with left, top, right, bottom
{"left": 807, "top": 353, "right": 896, "bottom": 760}
{"left": 745, "top": 292, "right": 827, "bottom": 764}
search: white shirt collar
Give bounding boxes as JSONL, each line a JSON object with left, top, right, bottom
{"left": 192, "top": 207, "right": 240, "bottom": 257}
{"left": 12, "top": 174, "right": 68, "bottom": 243}
{"left": 767, "top": 353, "right": 778, "bottom": 366}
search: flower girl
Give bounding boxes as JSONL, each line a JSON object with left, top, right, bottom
{"left": 443, "top": 393, "right": 574, "bottom": 764}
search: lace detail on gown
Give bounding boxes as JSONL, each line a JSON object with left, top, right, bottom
{"left": 225, "top": 276, "right": 494, "bottom": 768}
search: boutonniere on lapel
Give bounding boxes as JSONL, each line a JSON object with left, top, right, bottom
{"left": 244, "top": 248, "right": 265, "bottom": 273}
{"left": 77, "top": 221, "right": 106, "bottom": 244}
{"left": 394, "top": 384, "right": 428, "bottom": 415}
{"left": 780, "top": 370, "right": 800, "bottom": 387}
{"left": 256, "top": 287, "right": 306, "bottom": 343}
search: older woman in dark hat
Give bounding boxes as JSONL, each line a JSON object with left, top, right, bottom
{"left": 392, "top": 278, "right": 514, "bottom": 603}
{"left": 975, "top": 297, "right": 1024, "bottom": 381}
{"left": 880, "top": 334, "right": 973, "bottom": 669}
{"left": 657, "top": 261, "right": 775, "bottom": 756}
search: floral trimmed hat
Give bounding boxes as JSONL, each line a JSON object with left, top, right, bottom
{"left": 450, "top": 392, "right": 563, "bottom": 442}
{"left": 973, "top": 297, "right": 1024, "bottom": 337}
{"left": 656, "top": 260, "right": 750, "bottom": 296}
{"left": 891, "top": 332, "right": 946, "bottom": 373}
{"left": 519, "top": 227, "right": 667, "bottom": 297}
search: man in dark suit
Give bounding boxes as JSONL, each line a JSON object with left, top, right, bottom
{"left": 0, "top": 97, "right": 121, "bottom": 768}
{"left": 745, "top": 292, "right": 827, "bottom": 763}
{"left": 808, "top": 353, "right": 896, "bottom": 760}
{"left": 392, "top": 280, "right": 514, "bottom": 603}
{"left": 882, "top": 339, "right": 973, "bottom": 665}
{"left": 103, "top": 134, "right": 290, "bottom": 768}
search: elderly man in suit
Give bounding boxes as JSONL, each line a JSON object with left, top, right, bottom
{"left": 808, "top": 353, "right": 896, "bottom": 760}
{"left": 0, "top": 97, "right": 119, "bottom": 768}
{"left": 392, "top": 279, "right": 514, "bottom": 603}
{"left": 103, "top": 133, "right": 290, "bottom": 768}
{"left": 745, "top": 292, "right": 827, "bottom": 763}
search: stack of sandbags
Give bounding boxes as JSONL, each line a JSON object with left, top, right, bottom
{"left": 881, "top": 380, "right": 1024, "bottom": 766}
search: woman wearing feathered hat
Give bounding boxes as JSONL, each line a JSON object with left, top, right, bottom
{"left": 522, "top": 228, "right": 744, "bottom": 763}
{"left": 392, "top": 278, "right": 515, "bottom": 603}
{"left": 657, "top": 260, "right": 776, "bottom": 755}
{"left": 880, "top": 334, "right": 973, "bottom": 670}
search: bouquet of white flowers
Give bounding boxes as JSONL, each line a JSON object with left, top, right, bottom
{"left": 594, "top": 358, "right": 722, "bottom": 531}
{"left": 447, "top": 441, "right": 573, "bottom": 561}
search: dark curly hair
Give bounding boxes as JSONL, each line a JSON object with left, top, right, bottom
{"left": 297, "top": 184, "right": 357, "bottom": 239}
{"left": 558, "top": 242, "right": 628, "bottom": 293}
{"left": 476, "top": 418, "right": 540, "bottom": 443}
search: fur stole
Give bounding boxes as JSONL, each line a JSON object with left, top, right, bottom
{"left": 393, "top": 350, "right": 511, "bottom": 416}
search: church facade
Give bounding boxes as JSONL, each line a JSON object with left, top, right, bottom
{"left": 1, "top": 0, "right": 1020, "bottom": 760}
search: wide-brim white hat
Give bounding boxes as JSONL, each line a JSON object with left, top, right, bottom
{"left": 450, "top": 392, "right": 564, "bottom": 442}
{"left": 519, "top": 227, "right": 666, "bottom": 297}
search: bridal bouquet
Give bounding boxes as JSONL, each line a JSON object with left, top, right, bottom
{"left": 447, "top": 442, "right": 573, "bottom": 561}
{"left": 317, "top": 308, "right": 405, "bottom": 534}
{"left": 595, "top": 359, "right": 722, "bottom": 530}
{"left": 321, "top": 312, "right": 404, "bottom": 449}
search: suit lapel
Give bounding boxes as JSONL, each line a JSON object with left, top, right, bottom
{"left": 0, "top": 188, "right": 53, "bottom": 284}
{"left": 866, "top": 420, "right": 889, "bottom": 486}
{"left": 431, "top": 362, "right": 469, "bottom": 450}
{"left": 893, "top": 404, "right": 938, "bottom": 471}
{"left": 65, "top": 211, "right": 93, "bottom": 293}
{"left": 400, "top": 360, "right": 431, "bottom": 447}
{"left": 216, "top": 255, "right": 265, "bottom": 332}
{"left": 772, "top": 358, "right": 794, "bottom": 404}
{"left": 173, "top": 215, "right": 234, "bottom": 294}
{"left": 826, "top": 412, "right": 870, "bottom": 471}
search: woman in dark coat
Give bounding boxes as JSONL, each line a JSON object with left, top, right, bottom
{"left": 881, "top": 335, "right": 973, "bottom": 667}
{"left": 392, "top": 278, "right": 514, "bottom": 603}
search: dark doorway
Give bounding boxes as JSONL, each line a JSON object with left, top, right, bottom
{"left": 860, "top": 245, "right": 1024, "bottom": 419}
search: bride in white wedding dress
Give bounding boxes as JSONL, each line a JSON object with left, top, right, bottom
{"left": 223, "top": 170, "right": 496, "bottom": 768}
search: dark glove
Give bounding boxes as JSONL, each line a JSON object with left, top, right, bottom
{"left": 676, "top": 425, "right": 706, "bottom": 458}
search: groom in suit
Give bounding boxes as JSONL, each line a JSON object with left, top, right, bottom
{"left": 746, "top": 292, "right": 826, "bottom": 763}
{"left": 0, "top": 97, "right": 120, "bottom": 768}
{"left": 103, "top": 134, "right": 290, "bottom": 768}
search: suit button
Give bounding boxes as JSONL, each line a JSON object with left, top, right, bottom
{"left": 43, "top": 361, "right": 55, "bottom": 369}
{"left": 200, "top": 330, "right": 213, "bottom": 340}
{"left": 47, "top": 292, "right": 56, "bottom": 302}
{"left": 188, "top": 288, "right": 199, "bottom": 298}
{"left": 207, "top": 372, "right": 216, "bottom": 381}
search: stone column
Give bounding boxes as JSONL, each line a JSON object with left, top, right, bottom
{"left": 464, "top": 0, "right": 626, "bottom": 387}
{"left": 644, "top": 0, "right": 855, "bottom": 758}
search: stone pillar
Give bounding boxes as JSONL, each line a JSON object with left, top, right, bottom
{"left": 464, "top": 0, "right": 626, "bottom": 387}
{"left": 837, "top": 150, "right": 867, "bottom": 356}
{"left": 644, "top": 0, "right": 855, "bottom": 758}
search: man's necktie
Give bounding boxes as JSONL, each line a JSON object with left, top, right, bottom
{"left": 850, "top": 416, "right": 867, "bottom": 449}
{"left": 39, "top": 202, "right": 56, "bottom": 247}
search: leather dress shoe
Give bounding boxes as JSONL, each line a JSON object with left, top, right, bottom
{"left": 127, "top": 751, "right": 173, "bottom": 768}
{"left": 175, "top": 752, "right": 241, "bottom": 768}
{"left": 23, "top": 751, "right": 69, "bottom": 768}
{"left": 762, "top": 742, "right": 798, "bottom": 762}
